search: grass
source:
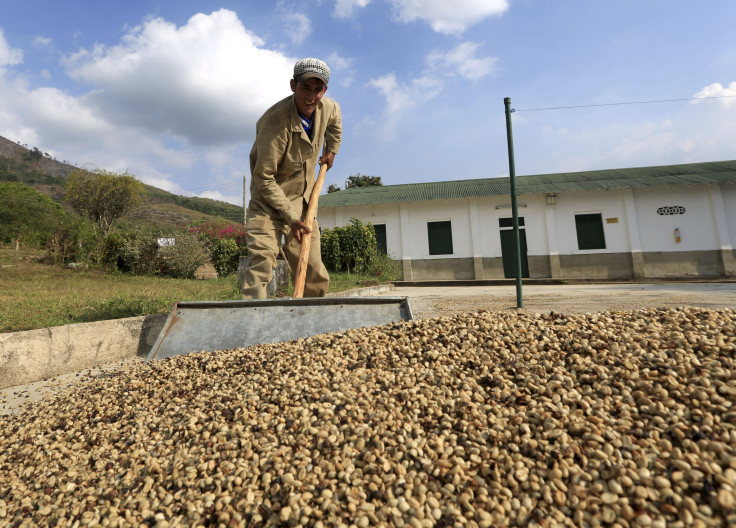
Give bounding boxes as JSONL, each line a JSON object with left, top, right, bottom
{"left": 0, "top": 247, "right": 399, "bottom": 333}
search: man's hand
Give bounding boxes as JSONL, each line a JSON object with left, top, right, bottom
{"left": 319, "top": 151, "right": 336, "bottom": 170}
{"left": 291, "top": 219, "right": 312, "bottom": 243}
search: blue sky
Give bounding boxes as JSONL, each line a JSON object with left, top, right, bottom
{"left": 1, "top": 1, "right": 735, "bottom": 206}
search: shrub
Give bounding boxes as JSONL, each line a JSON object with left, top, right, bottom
{"left": 189, "top": 218, "right": 248, "bottom": 274}
{"left": 98, "top": 232, "right": 125, "bottom": 269}
{"left": 211, "top": 237, "right": 240, "bottom": 277}
{"left": 320, "top": 228, "right": 341, "bottom": 272}
{"left": 46, "top": 228, "right": 77, "bottom": 266}
{"left": 43, "top": 220, "right": 96, "bottom": 266}
{"left": 117, "top": 235, "right": 160, "bottom": 275}
{"left": 189, "top": 218, "right": 247, "bottom": 248}
{"left": 98, "top": 231, "right": 160, "bottom": 274}
{"left": 320, "top": 217, "right": 378, "bottom": 273}
{"left": 366, "top": 251, "right": 403, "bottom": 281}
{"left": 156, "top": 233, "right": 208, "bottom": 279}
{"left": 343, "top": 218, "right": 377, "bottom": 273}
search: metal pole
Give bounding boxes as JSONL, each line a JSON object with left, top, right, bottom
{"left": 504, "top": 97, "right": 523, "bottom": 308}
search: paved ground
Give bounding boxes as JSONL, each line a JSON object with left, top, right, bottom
{"left": 375, "top": 281, "right": 736, "bottom": 319}
{"left": 3, "top": 281, "right": 735, "bottom": 415}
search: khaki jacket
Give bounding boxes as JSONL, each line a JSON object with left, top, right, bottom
{"left": 248, "top": 94, "right": 342, "bottom": 228}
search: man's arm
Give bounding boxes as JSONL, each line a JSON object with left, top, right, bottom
{"left": 322, "top": 100, "right": 342, "bottom": 164}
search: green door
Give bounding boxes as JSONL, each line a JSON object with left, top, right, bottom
{"left": 373, "top": 224, "right": 387, "bottom": 254}
{"left": 500, "top": 229, "right": 529, "bottom": 278}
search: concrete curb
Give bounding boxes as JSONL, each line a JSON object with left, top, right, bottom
{"left": 0, "top": 284, "right": 395, "bottom": 390}
{"left": 327, "top": 283, "right": 395, "bottom": 297}
{"left": 0, "top": 315, "right": 167, "bottom": 390}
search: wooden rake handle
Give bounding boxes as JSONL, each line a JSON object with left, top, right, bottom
{"left": 293, "top": 162, "right": 328, "bottom": 298}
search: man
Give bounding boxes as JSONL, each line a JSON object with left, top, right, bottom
{"left": 242, "top": 58, "right": 342, "bottom": 299}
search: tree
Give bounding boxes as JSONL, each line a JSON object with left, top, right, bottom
{"left": 346, "top": 173, "right": 383, "bottom": 188}
{"left": 22, "top": 147, "right": 43, "bottom": 164}
{"left": 65, "top": 169, "right": 144, "bottom": 237}
{"left": 327, "top": 184, "right": 341, "bottom": 193}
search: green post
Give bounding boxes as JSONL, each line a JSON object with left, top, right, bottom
{"left": 504, "top": 97, "right": 523, "bottom": 308}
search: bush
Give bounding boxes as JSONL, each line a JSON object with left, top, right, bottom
{"left": 98, "top": 232, "right": 124, "bottom": 268}
{"left": 43, "top": 220, "right": 96, "bottom": 266}
{"left": 46, "top": 228, "right": 78, "bottom": 266}
{"left": 118, "top": 235, "right": 160, "bottom": 275}
{"left": 189, "top": 218, "right": 247, "bottom": 248}
{"left": 320, "top": 228, "right": 341, "bottom": 272}
{"left": 189, "top": 218, "right": 248, "bottom": 275}
{"left": 211, "top": 237, "right": 240, "bottom": 277}
{"left": 156, "top": 233, "right": 208, "bottom": 279}
{"left": 97, "top": 231, "right": 160, "bottom": 274}
{"left": 320, "top": 217, "right": 378, "bottom": 273}
{"left": 366, "top": 251, "right": 403, "bottom": 281}
{"left": 343, "top": 218, "right": 377, "bottom": 273}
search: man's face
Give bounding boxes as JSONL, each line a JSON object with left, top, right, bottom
{"left": 290, "top": 77, "right": 327, "bottom": 118}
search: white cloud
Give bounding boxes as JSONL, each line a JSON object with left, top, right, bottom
{"left": 368, "top": 72, "right": 442, "bottom": 139}
{"left": 525, "top": 96, "right": 736, "bottom": 175}
{"left": 366, "top": 42, "right": 494, "bottom": 138}
{"left": 326, "top": 52, "right": 354, "bottom": 87}
{"left": 427, "top": 42, "right": 497, "bottom": 81}
{"left": 33, "top": 36, "right": 52, "bottom": 47}
{"left": 0, "top": 71, "right": 112, "bottom": 152}
{"left": 63, "top": 9, "right": 295, "bottom": 146}
{"left": 692, "top": 81, "right": 736, "bottom": 108}
{"left": 0, "top": 10, "right": 303, "bottom": 203}
{"left": 0, "top": 29, "right": 23, "bottom": 67}
{"left": 326, "top": 52, "right": 351, "bottom": 71}
{"left": 388, "top": 0, "right": 509, "bottom": 35}
{"left": 334, "top": 0, "right": 372, "bottom": 18}
{"left": 610, "top": 121, "right": 677, "bottom": 160}
{"left": 282, "top": 12, "right": 312, "bottom": 45}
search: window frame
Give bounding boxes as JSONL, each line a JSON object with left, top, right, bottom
{"left": 427, "top": 220, "right": 454, "bottom": 256}
{"left": 574, "top": 213, "right": 606, "bottom": 250}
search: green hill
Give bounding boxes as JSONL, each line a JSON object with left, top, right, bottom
{"left": 0, "top": 135, "right": 244, "bottom": 236}
{"left": 0, "top": 182, "right": 72, "bottom": 246}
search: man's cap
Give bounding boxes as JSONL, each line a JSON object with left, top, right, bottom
{"left": 293, "top": 58, "right": 330, "bottom": 86}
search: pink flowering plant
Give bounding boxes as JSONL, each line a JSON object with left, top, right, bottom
{"left": 189, "top": 218, "right": 247, "bottom": 247}
{"left": 188, "top": 218, "right": 248, "bottom": 277}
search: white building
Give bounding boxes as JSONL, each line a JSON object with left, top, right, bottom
{"left": 318, "top": 160, "right": 736, "bottom": 280}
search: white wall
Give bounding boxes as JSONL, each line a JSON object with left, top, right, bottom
{"left": 551, "top": 189, "right": 630, "bottom": 254}
{"left": 634, "top": 186, "right": 716, "bottom": 252}
{"left": 319, "top": 203, "right": 402, "bottom": 256}
{"left": 318, "top": 182, "right": 736, "bottom": 262}
{"left": 719, "top": 183, "right": 736, "bottom": 249}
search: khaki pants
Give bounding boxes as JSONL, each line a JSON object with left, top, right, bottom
{"left": 242, "top": 210, "right": 329, "bottom": 299}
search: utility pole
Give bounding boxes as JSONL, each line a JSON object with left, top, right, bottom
{"left": 504, "top": 97, "right": 524, "bottom": 309}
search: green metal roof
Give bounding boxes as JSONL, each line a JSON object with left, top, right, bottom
{"left": 319, "top": 160, "right": 736, "bottom": 208}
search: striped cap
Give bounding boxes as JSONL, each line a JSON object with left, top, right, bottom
{"left": 293, "top": 58, "right": 330, "bottom": 85}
